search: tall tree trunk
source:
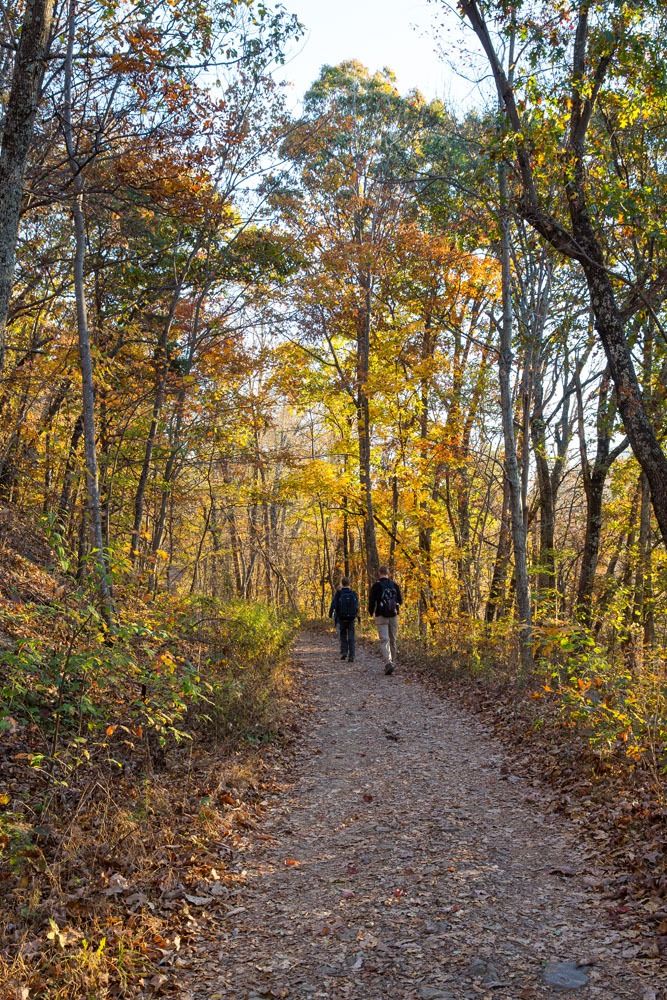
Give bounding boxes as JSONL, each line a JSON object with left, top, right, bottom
{"left": 498, "top": 158, "right": 533, "bottom": 672}
{"left": 209, "top": 500, "right": 221, "bottom": 598}
{"left": 417, "top": 315, "right": 433, "bottom": 635}
{"left": 531, "top": 372, "right": 555, "bottom": 598}
{"left": 633, "top": 472, "right": 655, "bottom": 647}
{"left": 575, "top": 370, "right": 628, "bottom": 621}
{"left": 64, "top": 0, "right": 113, "bottom": 625}
{"left": 129, "top": 239, "right": 201, "bottom": 565}
{"left": 486, "top": 472, "right": 511, "bottom": 623}
{"left": 228, "top": 506, "right": 244, "bottom": 597}
{"left": 0, "top": 0, "right": 55, "bottom": 369}
{"left": 58, "top": 414, "right": 83, "bottom": 528}
{"left": 189, "top": 505, "right": 211, "bottom": 596}
{"left": 318, "top": 500, "right": 333, "bottom": 592}
{"left": 130, "top": 350, "right": 168, "bottom": 564}
{"left": 342, "top": 497, "right": 350, "bottom": 578}
{"left": 418, "top": 523, "right": 432, "bottom": 638}
{"left": 356, "top": 266, "right": 379, "bottom": 582}
{"left": 150, "top": 394, "right": 186, "bottom": 559}
{"left": 456, "top": 469, "right": 473, "bottom": 615}
{"left": 576, "top": 464, "right": 606, "bottom": 621}
{"left": 388, "top": 473, "right": 399, "bottom": 574}
{"left": 217, "top": 458, "right": 244, "bottom": 598}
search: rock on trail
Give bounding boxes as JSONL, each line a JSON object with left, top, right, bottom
{"left": 185, "top": 631, "right": 663, "bottom": 999}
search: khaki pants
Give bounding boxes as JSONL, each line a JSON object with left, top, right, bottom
{"left": 375, "top": 615, "right": 398, "bottom": 664}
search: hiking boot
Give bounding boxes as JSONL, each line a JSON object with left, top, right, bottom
{"left": 348, "top": 657, "right": 354, "bottom": 662}
{"left": 340, "top": 653, "right": 347, "bottom": 660}
{"left": 384, "top": 662, "right": 394, "bottom": 675}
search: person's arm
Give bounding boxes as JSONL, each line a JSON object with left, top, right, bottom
{"left": 395, "top": 582, "right": 403, "bottom": 608}
{"left": 368, "top": 582, "right": 378, "bottom": 617}
{"left": 329, "top": 593, "right": 337, "bottom": 618}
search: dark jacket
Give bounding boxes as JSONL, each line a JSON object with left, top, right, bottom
{"left": 368, "top": 577, "right": 403, "bottom": 618}
{"left": 330, "top": 587, "right": 360, "bottom": 622}
{"left": 328, "top": 591, "right": 340, "bottom": 621}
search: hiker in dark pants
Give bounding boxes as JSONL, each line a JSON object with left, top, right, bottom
{"left": 330, "top": 577, "right": 360, "bottom": 662}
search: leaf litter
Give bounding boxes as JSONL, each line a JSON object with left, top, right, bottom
{"left": 180, "top": 631, "right": 665, "bottom": 1000}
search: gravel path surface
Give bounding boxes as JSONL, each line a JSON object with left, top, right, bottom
{"left": 188, "top": 631, "right": 662, "bottom": 1000}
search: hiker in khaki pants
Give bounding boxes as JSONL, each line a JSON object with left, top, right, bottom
{"left": 367, "top": 565, "right": 403, "bottom": 675}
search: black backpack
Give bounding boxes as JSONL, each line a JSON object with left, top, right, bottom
{"left": 337, "top": 589, "right": 358, "bottom": 621}
{"left": 377, "top": 580, "right": 398, "bottom": 617}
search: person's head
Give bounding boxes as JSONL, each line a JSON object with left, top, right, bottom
{"left": 341, "top": 576, "right": 351, "bottom": 587}
{"left": 378, "top": 565, "right": 389, "bottom": 578}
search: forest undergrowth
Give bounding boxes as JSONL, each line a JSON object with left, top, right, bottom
{"left": 0, "top": 512, "right": 301, "bottom": 999}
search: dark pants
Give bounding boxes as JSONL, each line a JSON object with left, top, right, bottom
{"left": 339, "top": 619, "right": 356, "bottom": 660}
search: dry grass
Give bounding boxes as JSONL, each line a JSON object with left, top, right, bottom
{"left": 1, "top": 593, "right": 301, "bottom": 997}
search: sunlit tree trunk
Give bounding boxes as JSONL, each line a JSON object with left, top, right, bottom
{"left": 356, "top": 266, "right": 380, "bottom": 582}
{"left": 64, "top": 0, "right": 113, "bottom": 625}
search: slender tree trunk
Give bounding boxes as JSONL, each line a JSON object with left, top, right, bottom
{"left": 58, "top": 414, "right": 83, "bottom": 527}
{"left": 43, "top": 429, "right": 52, "bottom": 514}
{"left": 575, "top": 370, "right": 628, "bottom": 621}
{"left": 64, "top": 0, "right": 113, "bottom": 625}
{"left": 75, "top": 504, "right": 87, "bottom": 581}
{"left": 418, "top": 313, "right": 435, "bottom": 635}
{"left": 633, "top": 472, "right": 655, "bottom": 646}
{"left": 486, "top": 473, "right": 511, "bottom": 623}
{"left": 576, "top": 466, "right": 606, "bottom": 621}
{"left": 0, "top": 384, "right": 31, "bottom": 494}
{"left": 99, "top": 394, "right": 111, "bottom": 549}
{"left": 388, "top": 473, "right": 399, "bottom": 574}
{"left": 318, "top": 501, "right": 333, "bottom": 591}
{"left": 357, "top": 266, "right": 379, "bottom": 581}
{"left": 189, "top": 505, "right": 211, "bottom": 595}
{"left": 342, "top": 497, "right": 350, "bottom": 578}
{"left": 498, "top": 159, "right": 533, "bottom": 672}
{"left": 456, "top": 469, "right": 473, "bottom": 615}
{"left": 129, "top": 240, "right": 200, "bottom": 565}
{"left": 531, "top": 371, "right": 556, "bottom": 598}
{"left": 226, "top": 508, "right": 243, "bottom": 596}
{"left": 0, "top": 0, "right": 55, "bottom": 370}
{"left": 71, "top": 197, "right": 113, "bottom": 619}
{"left": 150, "top": 394, "right": 186, "bottom": 558}
{"left": 418, "top": 524, "right": 432, "bottom": 637}
{"left": 219, "top": 456, "right": 243, "bottom": 598}
{"left": 130, "top": 357, "right": 168, "bottom": 564}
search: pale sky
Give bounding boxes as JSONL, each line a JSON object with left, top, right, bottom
{"left": 279, "top": 0, "right": 480, "bottom": 109}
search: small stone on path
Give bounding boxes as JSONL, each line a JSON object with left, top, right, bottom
{"left": 543, "top": 960, "right": 590, "bottom": 990}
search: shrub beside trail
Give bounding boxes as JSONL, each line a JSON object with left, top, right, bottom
{"left": 0, "top": 580, "right": 300, "bottom": 999}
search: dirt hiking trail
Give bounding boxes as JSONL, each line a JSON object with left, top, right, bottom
{"left": 186, "top": 631, "right": 663, "bottom": 1000}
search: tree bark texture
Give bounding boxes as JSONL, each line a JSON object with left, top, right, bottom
{"left": 64, "top": 0, "right": 113, "bottom": 625}
{"left": 0, "top": 0, "right": 55, "bottom": 370}
{"left": 356, "top": 267, "right": 380, "bottom": 582}
{"left": 498, "top": 161, "right": 533, "bottom": 672}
